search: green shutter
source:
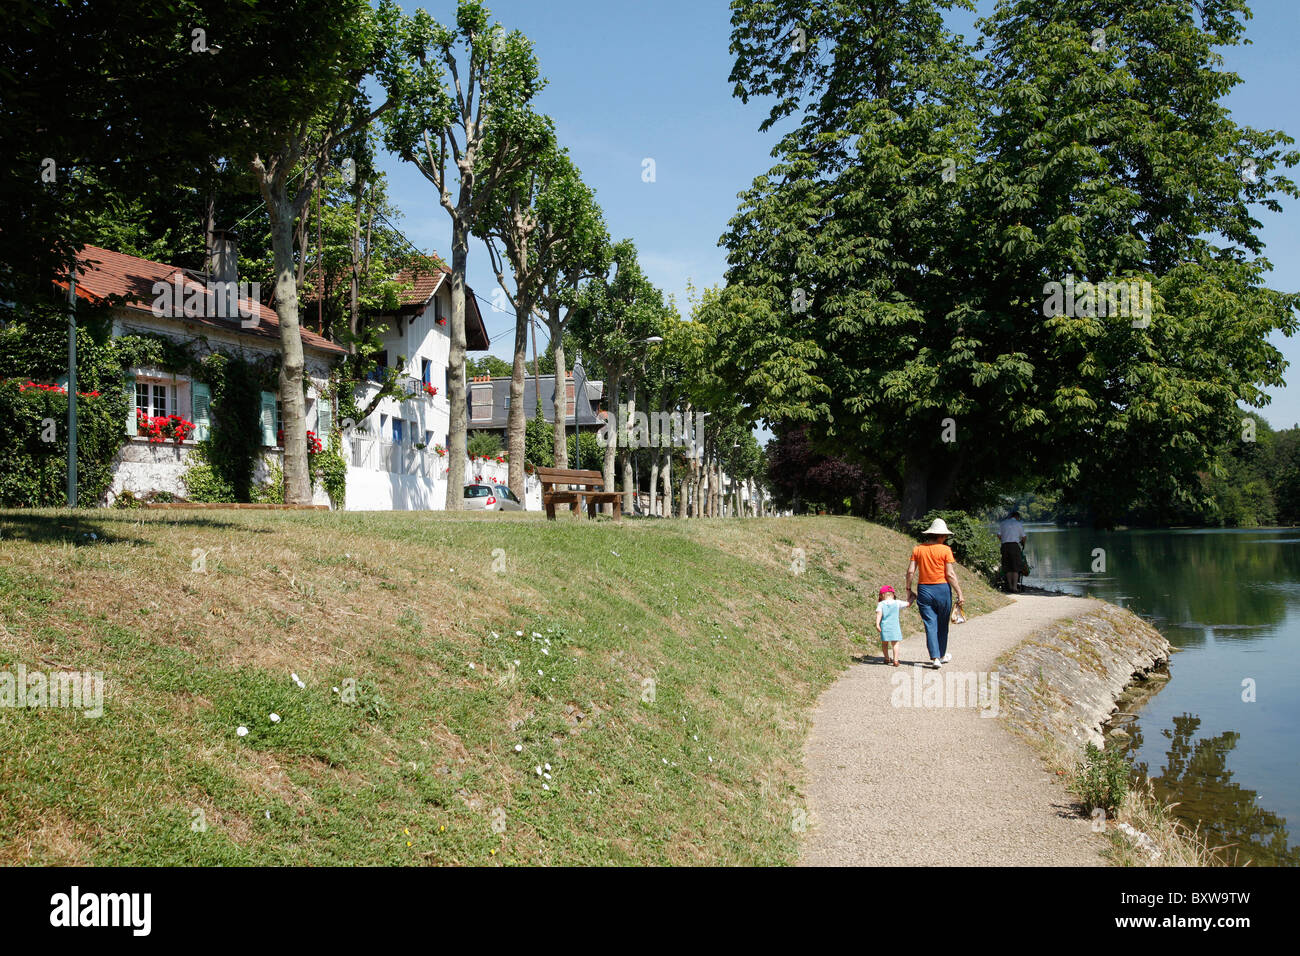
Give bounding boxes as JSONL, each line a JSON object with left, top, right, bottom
{"left": 125, "top": 377, "right": 138, "bottom": 436}
{"left": 260, "top": 390, "right": 277, "bottom": 446}
{"left": 317, "top": 394, "right": 332, "bottom": 438}
{"left": 191, "top": 382, "right": 212, "bottom": 441}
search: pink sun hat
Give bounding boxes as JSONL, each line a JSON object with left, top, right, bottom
{"left": 879, "top": 585, "right": 895, "bottom": 597}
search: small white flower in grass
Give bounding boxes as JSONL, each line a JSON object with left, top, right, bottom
{"left": 468, "top": 663, "right": 475, "bottom": 669}
{"left": 236, "top": 726, "right": 249, "bottom": 737}
{"left": 492, "top": 632, "right": 499, "bottom": 639}
{"left": 544, "top": 763, "right": 551, "bottom": 771}
{"left": 265, "top": 810, "right": 270, "bottom": 819}
{"left": 708, "top": 756, "right": 713, "bottom": 763}
{"left": 332, "top": 686, "right": 339, "bottom": 693}
{"left": 693, "top": 735, "right": 698, "bottom": 741}
{"left": 269, "top": 713, "right": 280, "bottom": 723}
{"left": 537, "top": 670, "right": 544, "bottom": 676}
{"left": 532, "top": 631, "right": 541, "bottom": 637}
{"left": 542, "top": 783, "right": 549, "bottom": 791}
{"left": 536, "top": 766, "right": 542, "bottom": 775}
{"left": 551, "top": 677, "right": 556, "bottom": 682}
{"left": 541, "top": 648, "right": 549, "bottom": 655}
{"left": 515, "top": 630, "right": 523, "bottom": 637}
{"left": 514, "top": 659, "right": 520, "bottom": 666}
{"left": 543, "top": 772, "right": 551, "bottom": 780}
{"left": 514, "top": 744, "right": 522, "bottom": 752}
{"left": 662, "top": 758, "right": 668, "bottom": 765}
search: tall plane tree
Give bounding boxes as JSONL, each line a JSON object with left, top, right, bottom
{"left": 383, "top": 0, "right": 550, "bottom": 507}
{"left": 235, "top": 0, "right": 401, "bottom": 504}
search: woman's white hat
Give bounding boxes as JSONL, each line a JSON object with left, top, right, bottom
{"left": 923, "top": 518, "right": 952, "bottom": 536}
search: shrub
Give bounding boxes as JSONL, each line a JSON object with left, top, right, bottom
{"left": 1074, "top": 742, "right": 1131, "bottom": 816}
{"left": 565, "top": 430, "right": 603, "bottom": 470}
{"left": 908, "top": 509, "right": 1001, "bottom": 581}
{"left": 468, "top": 429, "right": 504, "bottom": 460}
{"left": 0, "top": 378, "right": 127, "bottom": 506}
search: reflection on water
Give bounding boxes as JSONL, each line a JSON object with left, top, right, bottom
{"left": 1026, "top": 526, "right": 1300, "bottom": 866}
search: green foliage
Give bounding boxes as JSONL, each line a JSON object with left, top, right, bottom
{"left": 181, "top": 447, "right": 238, "bottom": 504}
{"left": 722, "top": 0, "right": 1300, "bottom": 521}
{"left": 0, "top": 380, "right": 125, "bottom": 507}
{"left": 524, "top": 403, "right": 554, "bottom": 469}
{"left": 467, "top": 430, "right": 504, "bottom": 460}
{"left": 200, "top": 352, "right": 277, "bottom": 502}
{"left": 465, "top": 355, "right": 512, "bottom": 378}
{"left": 316, "top": 447, "right": 348, "bottom": 509}
{"left": 1075, "top": 743, "right": 1131, "bottom": 816}
{"left": 907, "top": 510, "right": 1001, "bottom": 581}
{"left": 565, "top": 430, "right": 602, "bottom": 470}
{"left": 253, "top": 463, "right": 286, "bottom": 504}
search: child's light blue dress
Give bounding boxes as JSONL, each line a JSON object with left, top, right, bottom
{"left": 878, "top": 598, "right": 906, "bottom": 642}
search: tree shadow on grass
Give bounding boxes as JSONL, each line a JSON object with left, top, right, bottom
{"left": 0, "top": 510, "right": 266, "bottom": 547}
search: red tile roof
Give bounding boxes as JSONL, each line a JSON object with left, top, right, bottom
{"left": 57, "top": 245, "right": 347, "bottom": 356}
{"left": 389, "top": 256, "right": 491, "bottom": 351}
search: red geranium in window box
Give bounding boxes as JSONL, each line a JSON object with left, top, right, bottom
{"left": 137, "top": 410, "right": 194, "bottom": 444}
{"left": 424, "top": 384, "right": 438, "bottom": 397}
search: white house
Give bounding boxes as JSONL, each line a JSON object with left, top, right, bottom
{"left": 340, "top": 259, "right": 541, "bottom": 510}
{"left": 64, "top": 238, "right": 344, "bottom": 506}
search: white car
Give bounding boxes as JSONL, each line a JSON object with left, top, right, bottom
{"left": 463, "top": 483, "right": 523, "bottom": 511}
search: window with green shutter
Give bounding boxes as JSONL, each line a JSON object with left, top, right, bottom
{"left": 191, "top": 382, "right": 212, "bottom": 441}
{"left": 125, "top": 378, "right": 138, "bottom": 436}
{"left": 317, "top": 394, "right": 332, "bottom": 438}
{"left": 260, "top": 391, "right": 277, "bottom": 446}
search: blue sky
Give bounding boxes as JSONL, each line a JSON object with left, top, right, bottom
{"left": 379, "top": 0, "right": 1300, "bottom": 426}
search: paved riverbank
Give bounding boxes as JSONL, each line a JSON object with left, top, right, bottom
{"left": 800, "top": 592, "right": 1109, "bottom": 866}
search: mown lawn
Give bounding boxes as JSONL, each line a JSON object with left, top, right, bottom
{"left": 0, "top": 509, "right": 1005, "bottom": 865}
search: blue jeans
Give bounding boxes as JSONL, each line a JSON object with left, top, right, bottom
{"left": 916, "top": 583, "right": 952, "bottom": 659}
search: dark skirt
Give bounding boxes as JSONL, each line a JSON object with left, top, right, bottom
{"left": 1001, "top": 541, "right": 1021, "bottom": 573}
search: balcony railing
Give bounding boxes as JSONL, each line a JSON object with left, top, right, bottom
{"left": 348, "top": 432, "right": 440, "bottom": 476}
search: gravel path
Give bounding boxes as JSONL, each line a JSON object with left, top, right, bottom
{"left": 800, "top": 593, "right": 1109, "bottom": 866}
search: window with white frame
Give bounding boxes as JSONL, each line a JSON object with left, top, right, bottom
{"left": 135, "top": 379, "right": 174, "bottom": 419}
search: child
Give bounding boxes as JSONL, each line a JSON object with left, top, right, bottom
{"left": 875, "top": 585, "right": 912, "bottom": 667}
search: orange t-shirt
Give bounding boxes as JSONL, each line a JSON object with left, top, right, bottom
{"left": 911, "top": 542, "right": 954, "bottom": 585}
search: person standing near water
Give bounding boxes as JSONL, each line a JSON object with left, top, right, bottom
{"left": 998, "top": 510, "right": 1027, "bottom": 593}
{"left": 906, "top": 518, "right": 965, "bottom": 669}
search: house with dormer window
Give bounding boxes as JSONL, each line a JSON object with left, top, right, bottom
{"left": 341, "top": 257, "right": 502, "bottom": 509}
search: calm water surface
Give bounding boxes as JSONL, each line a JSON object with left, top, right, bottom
{"left": 1025, "top": 526, "right": 1300, "bottom": 866}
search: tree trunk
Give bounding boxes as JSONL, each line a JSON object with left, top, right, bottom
{"left": 678, "top": 459, "right": 690, "bottom": 519}
{"left": 662, "top": 451, "right": 672, "bottom": 518}
{"left": 550, "top": 313, "right": 567, "bottom": 470}
{"left": 648, "top": 448, "right": 659, "bottom": 517}
{"left": 506, "top": 299, "right": 528, "bottom": 499}
{"left": 900, "top": 457, "right": 931, "bottom": 522}
{"left": 349, "top": 181, "right": 362, "bottom": 345}
{"left": 622, "top": 382, "right": 636, "bottom": 515}
{"left": 444, "top": 216, "right": 470, "bottom": 509}
{"left": 268, "top": 207, "right": 311, "bottom": 505}
{"left": 602, "top": 363, "right": 621, "bottom": 513}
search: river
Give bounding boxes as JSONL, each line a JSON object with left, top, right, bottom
{"left": 1023, "top": 525, "right": 1300, "bottom": 866}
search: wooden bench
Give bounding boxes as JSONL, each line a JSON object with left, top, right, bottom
{"left": 536, "top": 467, "right": 622, "bottom": 521}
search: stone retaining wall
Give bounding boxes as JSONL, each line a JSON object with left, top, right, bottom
{"left": 996, "top": 602, "right": 1171, "bottom": 751}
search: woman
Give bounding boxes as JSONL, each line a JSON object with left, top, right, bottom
{"left": 906, "top": 518, "right": 965, "bottom": 668}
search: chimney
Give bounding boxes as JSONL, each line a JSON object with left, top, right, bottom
{"left": 208, "top": 228, "right": 241, "bottom": 320}
{"left": 210, "top": 228, "right": 239, "bottom": 285}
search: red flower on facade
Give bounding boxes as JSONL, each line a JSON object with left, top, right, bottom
{"left": 424, "top": 384, "right": 438, "bottom": 397}
{"left": 136, "top": 410, "right": 194, "bottom": 444}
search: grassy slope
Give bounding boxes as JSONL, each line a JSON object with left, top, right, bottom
{"left": 0, "top": 509, "right": 1005, "bottom": 865}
